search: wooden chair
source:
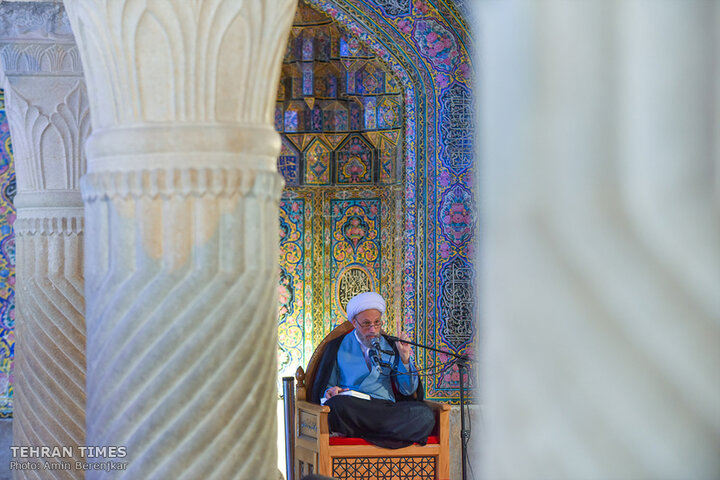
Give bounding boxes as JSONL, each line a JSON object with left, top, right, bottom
{"left": 293, "top": 321, "right": 450, "bottom": 480}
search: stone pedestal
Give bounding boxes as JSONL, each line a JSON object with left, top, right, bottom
{"left": 63, "top": 1, "right": 296, "bottom": 477}
{"left": 0, "top": 3, "right": 88, "bottom": 478}
{"left": 479, "top": 1, "right": 720, "bottom": 479}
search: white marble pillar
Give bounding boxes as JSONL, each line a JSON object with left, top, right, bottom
{"left": 0, "top": 3, "right": 88, "bottom": 478}
{"left": 63, "top": 2, "right": 296, "bottom": 478}
{"left": 479, "top": 1, "right": 720, "bottom": 479}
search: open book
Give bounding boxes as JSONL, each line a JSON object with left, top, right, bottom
{"left": 320, "top": 389, "right": 371, "bottom": 405}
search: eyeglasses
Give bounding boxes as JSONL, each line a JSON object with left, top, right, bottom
{"left": 357, "top": 320, "right": 383, "bottom": 329}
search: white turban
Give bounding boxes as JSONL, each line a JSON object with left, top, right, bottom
{"left": 346, "top": 292, "right": 386, "bottom": 322}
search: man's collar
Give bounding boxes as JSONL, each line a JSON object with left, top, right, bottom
{"left": 353, "top": 330, "right": 370, "bottom": 352}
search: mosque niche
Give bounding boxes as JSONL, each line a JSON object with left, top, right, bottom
{"left": 274, "top": 0, "right": 406, "bottom": 383}
{"left": 275, "top": 0, "right": 403, "bottom": 187}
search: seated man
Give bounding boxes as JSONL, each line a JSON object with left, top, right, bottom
{"left": 311, "top": 291, "right": 435, "bottom": 448}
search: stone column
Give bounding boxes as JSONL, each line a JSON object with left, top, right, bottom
{"left": 0, "top": 3, "right": 88, "bottom": 477}
{"left": 479, "top": 1, "right": 720, "bottom": 479}
{"left": 63, "top": 2, "right": 296, "bottom": 478}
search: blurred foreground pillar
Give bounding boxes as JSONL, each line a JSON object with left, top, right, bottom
{"left": 63, "top": 2, "right": 296, "bottom": 478}
{"left": 479, "top": 1, "right": 720, "bottom": 479}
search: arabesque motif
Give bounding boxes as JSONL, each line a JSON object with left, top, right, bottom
{"left": 278, "top": 198, "right": 308, "bottom": 383}
{"left": 412, "top": 18, "right": 460, "bottom": 72}
{"left": 439, "top": 183, "right": 474, "bottom": 246}
{"left": 0, "top": 90, "right": 14, "bottom": 418}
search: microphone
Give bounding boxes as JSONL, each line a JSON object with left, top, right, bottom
{"left": 370, "top": 336, "right": 382, "bottom": 352}
{"left": 369, "top": 336, "right": 391, "bottom": 368}
{"left": 372, "top": 336, "right": 394, "bottom": 355}
{"left": 368, "top": 345, "right": 381, "bottom": 366}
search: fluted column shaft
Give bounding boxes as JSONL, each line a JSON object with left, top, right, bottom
{"left": 480, "top": 1, "right": 720, "bottom": 479}
{"left": 63, "top": 2, "right": 296, "bottom": 478}
{"left": 0, "top": 3, "right": 88, "bottom": 478}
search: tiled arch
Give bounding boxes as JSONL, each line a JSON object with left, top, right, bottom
{"left": 297, "top": 0, "right": 474, "bottom": 402}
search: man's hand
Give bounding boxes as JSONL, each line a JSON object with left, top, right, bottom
{"left": 324, "top": 386, "right": 349, "bottom": 399}
{"left": 397, "top": 331, "right": 412, "bottom": 365}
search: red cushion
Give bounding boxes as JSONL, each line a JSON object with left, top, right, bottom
{"left": 329, "top": 435, "right": 439, "bottom": 446}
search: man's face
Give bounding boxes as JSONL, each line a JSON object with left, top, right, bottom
{"left": 351, "top": 309, "right": 383, "bottom": 346}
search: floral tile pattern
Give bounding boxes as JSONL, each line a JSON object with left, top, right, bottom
{"left": 0, "top": 90, "right": 16, "bottom": 417}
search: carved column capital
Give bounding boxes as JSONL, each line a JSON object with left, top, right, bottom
{"left": 0, "top": 2, "right": 89, "bottom": 215}
{"left": 64, "top": 0, "right": 296, "bottom": 130}
{"left": 0, "top": 2, "right": 80, "bottom": 77}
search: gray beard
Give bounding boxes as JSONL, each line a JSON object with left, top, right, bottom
{"left": 364, "top": 334, "right": 380, "bottom": 349}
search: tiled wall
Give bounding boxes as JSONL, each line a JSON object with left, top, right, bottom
{"left": 0, "top": 90, "right": 16, "bottom": 418}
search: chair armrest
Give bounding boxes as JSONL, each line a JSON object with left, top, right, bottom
{"left": 424, "top": 400, "right": 452, "bottom": 412}
{"left": 296, "top": 399, "right": 330, "bottom": 445}
{"left": 297, "top": 400, "right": 331, "bottom": 414}
{"left": 422, "top": 400, "right": 450, "bottom": 444}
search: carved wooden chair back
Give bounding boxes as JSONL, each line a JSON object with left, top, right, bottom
{"left": 295, "top": 320, "right": 354, "bottom": 402}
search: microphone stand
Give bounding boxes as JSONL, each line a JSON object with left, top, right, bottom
{"left": 384, "top": 334, "right": 476, "bottom": 480}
